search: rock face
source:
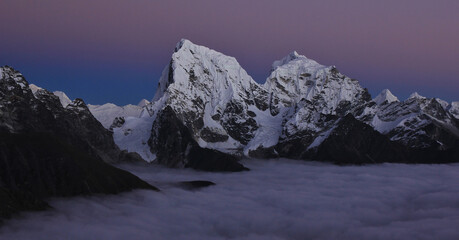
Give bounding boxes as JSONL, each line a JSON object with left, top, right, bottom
{"left": 0, "top": 67, "right": 132, "bottom": 164}
{"left": 0, "top": 186, "right": 49, "bottom": 220}
{"left": 0, "top": 66, "right": 157, "bottom": 219}
{"left": 308, "top": 114, "right": 410, "bottom": 164}
{"left": 53, "top": 90, "right": 72, "bottom": 107}
{"left": 131, "top": 39, "right": 274, "bottom": 169}
{"left": 449, "top": 102, "right": 459, "bottom": 119}
{"left": 362, "top": 91, "right": 459, "bottom": 150}
{"left": 265, "top": 51, "right": 372, "bottom": 159}
{"left": 306, "top": 114, "right": 459, "bottom": 164}
{"left": 150, "top": 39, "right": 270, "bottom": 151}
{"left": 151, "top": 106, "right": 248, "bottom": 171}
{"left": 94, "top": 39, "right": 459, "bottom": 168}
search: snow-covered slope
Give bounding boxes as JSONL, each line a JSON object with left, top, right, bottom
{"left": 83, "top": 99, "right": 153, "bottom": 161}
{"left": 409, "top": 92, "right": 426, "bottom": 100}
{"left": 53, "top": 91, "right": 72, "bottom": 107}
{"left": 265, "top": 52, "right": 369, "bottom": 110}
{"left": 265, "top": 51, "right": 371, "bottom": 157}
{"left": 373, "top": 89, "right": 399, "bottom": 105}
{"left": 29, "top": 84, "right": 43, "bottom": 94}
{"left": 113, "top": 114, "right": 156, "bottom": 162}
{"left": 364, "top": 92, "right": 459, "bottom": 149}
{"left": 148, "top": 39, "right": 273, "bottom": 154}
{"left": 450, "top": 102, "right": 459, "bottom": 119}
{"left": 29, "top": 84, "right": 73, "bottom": 108}
{"left": 88, "top": 103, "right": 143, "bottom": 129}
{"left": 137, "top": 99, "right": 150, "bottom": 107}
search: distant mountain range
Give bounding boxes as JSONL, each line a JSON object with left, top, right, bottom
{"left": 1, "top": 39, "right": 458, "bottom": 218}
{"left": 89, "top": 39, "right": 459, "bottom": 168}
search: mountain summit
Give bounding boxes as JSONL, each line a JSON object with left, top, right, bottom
{"left": 373, "top": 89, "right": 399, "bottom": 105}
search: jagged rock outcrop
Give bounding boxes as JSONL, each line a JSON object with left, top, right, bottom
{"left": 304, "top": 114, "right": 459, "bottom": 164}
{"left": 265, "top": 51, "right": 372, "bottom": 158}
{"left": 0, "top": 66, "right": 157, "bottom": 219}
{"left": 150, "top": 106, "right": 247, "bottom": 171}
{"left": 449, "top": 102, "right": 459, "bottom": 119}
{"left": 307, "top": 114, "right": 410, "bottom": 164}
{"left": 361, "top": 91, "right": 459, "bottom": 150}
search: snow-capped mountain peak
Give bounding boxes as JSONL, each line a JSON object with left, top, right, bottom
{"left": 373, "top": 89, "right": 399, "bottom": 105}
{"left": 263, "top": 51, "right": 372, "bottom": 157}
{"left": 147, "top": 39, "right": 275, "bottom": 156}
{"left": 137, "top": 99, "right": 150, "bottom": 107}
{"left": 409, "top": 92, "right": 426, "bottom": 100}
{"left": 175, "top": 38, "right": 194, "bottom": 52}
{"left": 264, "top": 51, "right": 369, "bottom": 111}
{"left": 271, "top": 51, "right": 303, "bottom": 71}
{"left": 53, "top": 91, "right": 72, "bottom": 108}
{"left": 289, "top": 50, "right": 300, "bottom": 58}
{"left": 29, "top": 84, "right": 43, "bottom": 94}
{"left": 28, "top": 84, "right": 72, "bottom": 108}
{"left": 0, "top": 66, "right": 28, "bottom": 89}
{"left": 153, "top": 38, "right": 254, "bottom": 103}
{"left": 153, "top": 38, "right": 260, "bottom": 104}
{"left": 270, "top": 51, "right": 322, "bottom": 73}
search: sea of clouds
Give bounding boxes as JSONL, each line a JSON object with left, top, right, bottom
{"left": 1, "top": 159, "right": 459, "bottom": 240}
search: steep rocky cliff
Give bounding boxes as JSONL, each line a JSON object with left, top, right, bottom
{"left": 0, "top": 66, "right": 157, "bottom": 219}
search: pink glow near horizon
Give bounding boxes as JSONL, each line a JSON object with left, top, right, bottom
{"left": 1, "top": 0, "right": 458, "bottom": 102}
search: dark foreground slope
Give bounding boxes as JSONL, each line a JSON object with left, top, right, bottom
{"left": 0, "top": 132, "right": 156, "bottom": 219}
{"left": 0, "top": 66, "right": 157, "bottom": 220}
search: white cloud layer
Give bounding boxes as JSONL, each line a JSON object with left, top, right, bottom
{"left": 1, "top": 159, "right": 459, "bottom": 240}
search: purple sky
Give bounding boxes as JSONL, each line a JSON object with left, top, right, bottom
{"left": 1, "top": 0, "right": 458, "bottom": 104}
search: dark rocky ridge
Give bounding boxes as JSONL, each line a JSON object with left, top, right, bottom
{"left": 309, "top": 115, "right": 459, "bottom": 164}
{"left": 150, "top": 106, "right": 248, "bottom": 172}
{"left": 0, "top": 187, "right": 49, "bottom": 220}
{"left": 306, "top": 114, "right": 411, "bottom": 164}
{"left": 372, "top": 96, "right": 459, "bottom": 150}
{"left": 0, "top": 66, "right": 157, "bottom": 220}
{"left": 0, "top": 67, "right": 140, "bottom": 164}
